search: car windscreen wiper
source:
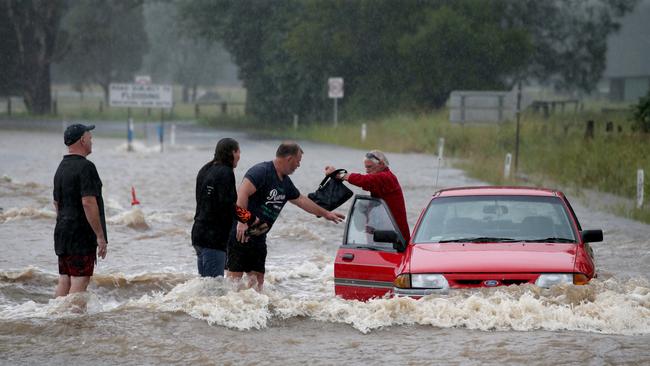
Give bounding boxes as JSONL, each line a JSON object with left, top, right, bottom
{"left": 523, "top": 237, "right": 576, "bottom": 243}
{"left": 439, "top": 237, "right": 519, "bottom": 243}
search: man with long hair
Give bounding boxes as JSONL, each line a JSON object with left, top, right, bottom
{"left": 192, "top": 138, "right": 261, "bottom": 277}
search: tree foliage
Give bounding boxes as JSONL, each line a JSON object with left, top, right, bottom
{"left": 2, "top": 0, "right": 67, "bottom": 114}
{"left": 55, "top": 0, "right": 148, "bottom": 102}
{"left": 143, "top": 1, "right": 229, "bottom": 102}
{"left": 632, "top": 91, "right": 650, "bottom": 133}
{"left": 181, "top": 0, "right": 638, "bottom": 123}
{"left": 0, "top": 1, "right": 21, "bottom": 97}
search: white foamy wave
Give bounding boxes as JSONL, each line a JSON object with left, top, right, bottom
{"left": 265, "top": 260, "right": 329, "bottom": 288}
{"left": 123, "top": 276, "right": 648, "bottom": 335}
{"left": 107, "top": 206, "right": 149, "bottom": 229}
{"left": 0, "top": 292, "right": 119, "bottom": 320}
{"left": 272, "top": 277, "right": 650, "bottom": 335}
{"left": 268, "top": 261, "right": 323, "bottom": 281}
{"left": 2, "top": 269, "right": 647, "bottom": 336}
{"left": 126, "top": 277, "right": 272, "bottom": 330}
{"left": 0, "top": 266, "right": 57, "bottom": 285}
{"left": 0, "top": 206, "right": 56, "bottom": 223}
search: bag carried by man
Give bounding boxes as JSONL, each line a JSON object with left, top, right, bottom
{"left": 308, "top": 169, "right": 353, "bottom": 211}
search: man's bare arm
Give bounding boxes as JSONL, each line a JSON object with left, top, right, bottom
{"left": 81, "top": 196, "right": 107, "bottom": 259}
{"left": 290, "top": 195, "right": 344, "bottom": 223}
{"left": 236, "top": 178, "right": 257, "bottom": 243}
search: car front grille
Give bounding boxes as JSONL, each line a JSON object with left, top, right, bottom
{"left": 445, "top": 274, "right": 537, "bottom": 288}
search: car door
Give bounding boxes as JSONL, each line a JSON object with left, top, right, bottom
{"left": 334, "top": 195, "right": 407, "bottom": 301}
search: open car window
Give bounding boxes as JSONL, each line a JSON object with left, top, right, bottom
{"left": 344, "top": 196, "right": 402, "bottom": 250}
{"left": 412, "top": 195, "right": 577, "bottom": 244}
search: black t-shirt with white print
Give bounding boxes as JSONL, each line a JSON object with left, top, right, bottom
{"left": 243, "top": 161, "right": 300, "bottom": 244}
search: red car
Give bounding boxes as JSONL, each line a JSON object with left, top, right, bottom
{"left": 334, "top": 186, "right": 603, "bottom": 301}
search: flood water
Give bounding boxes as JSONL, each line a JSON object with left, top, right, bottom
{"left": 1, "top": 122, "right": 649, "bottom": 365}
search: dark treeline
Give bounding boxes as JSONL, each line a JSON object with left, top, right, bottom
{"left": 0, "top": 0, "right": 230, "bottom": 114}
{"left": 0, "top": 0, "right": 639, "bottom": 118}
{"left": 179, "top": 0, "right": 638, "bottom": 123}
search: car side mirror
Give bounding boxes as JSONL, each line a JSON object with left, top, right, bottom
{"left": 581, "top": 229, "right": 603, "bottom": 243}
{"left": 373, "top": 230, "right": 407, "bottom": 252}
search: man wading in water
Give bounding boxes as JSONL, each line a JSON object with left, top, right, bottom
{"left": 227, "top": 141, "right": 345, "bottom": 291}
{"left": 53, "top": 124, "right": 107, "bottom": 299}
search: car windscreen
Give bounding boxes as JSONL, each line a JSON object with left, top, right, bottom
{"left": 412, "top": 195, "right": 577, "bottom": 244}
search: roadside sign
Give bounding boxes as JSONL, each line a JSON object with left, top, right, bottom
{"left": 109, "top": 83, "right": 173, "bottom": 108}
{"left": 448, "top": 88, "right": 532, "bottom": 123}
{"left": 328, "top": 78, "right": 344, "bottom": 99}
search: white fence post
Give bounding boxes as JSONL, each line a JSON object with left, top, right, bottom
{"left": 171, "top": 124, "right": 176, "bottom": 146}
{"left": 293, "top": 114, "right": 298, "bottom": 130}
{"left": 437, "top": 137, "right": 445, "bottom": 159}
{"left": 361, "top": 123, "right": 367, "bottom": 142}
{"left": 637, "top": 169, "right": 644, "bottom": 209}
{"left": 504, "top": 153, "right": 512, "bottom": 179}
{"left": 127, "top": 118, "right": 134, "bottom": 152}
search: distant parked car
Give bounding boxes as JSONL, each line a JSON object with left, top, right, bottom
{"left": 334, "top": 186, "right": 603, "bottom": 301}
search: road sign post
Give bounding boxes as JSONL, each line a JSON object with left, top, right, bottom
{"left": 110, "top": 83, "right": 173, "bottom": 152}
{"left": 328, "top": 77, "right": 344, "bottom": 127}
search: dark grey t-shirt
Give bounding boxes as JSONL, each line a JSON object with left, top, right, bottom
{"left": 53, "top": 154, "right": 106, "bottom": 256}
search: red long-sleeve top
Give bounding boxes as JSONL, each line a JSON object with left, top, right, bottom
{"left": 347, "top": 168, "right": 410, "bottom": 243}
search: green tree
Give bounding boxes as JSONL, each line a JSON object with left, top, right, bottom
{"left": 397, "top": 3, "right": 530, "bottom": 108}
{"left": 180, "top": 0, "right": 637, "bottom": 123}
{"left": 632, "top": 91, "right": 650, "bottom": 133}
{"left": 0, "top": 1, "right": 21, "bottom": 97}
{"left": 285, "top": 0, "right": 426, "bottom": 118}
{"left": 180, "top": 0, "right": 304, "bottom": 121}
{"left": 143, "top": 1, "right": 229, "bottom": 103}
{"left": 2, "top": 0, "right": 67, "bottom": 114}
{"left": 55, "top": 0, "right": 148, "bottom": 103}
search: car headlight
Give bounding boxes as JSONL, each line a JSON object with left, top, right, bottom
{"left": 411, "top": 274, "right": 449, "bottom": 289}
{"left": 535, "top": 273, "right": 573, "bottom": 288}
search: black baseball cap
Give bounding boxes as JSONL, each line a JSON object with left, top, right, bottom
{"left": 64, "top": 123, "right": 95, "bottom": 146}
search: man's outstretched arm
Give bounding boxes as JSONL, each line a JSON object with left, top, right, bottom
{"left": 290, "top": 195, "right": 345, "bottom": 223}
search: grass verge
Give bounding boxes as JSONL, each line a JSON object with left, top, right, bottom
{"left": 205, "top": 107, "right": 650, "bottom": 223}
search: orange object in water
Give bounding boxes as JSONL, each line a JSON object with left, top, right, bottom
{"left": 131, "top": 186, "right": 140, "bottom": 206}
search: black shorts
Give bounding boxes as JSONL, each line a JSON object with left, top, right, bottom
{"left": 58, "top": 255, "right": 95, "bottom": 277}
{"left": 227, "top": 240, "right": 267, "bottom": 273}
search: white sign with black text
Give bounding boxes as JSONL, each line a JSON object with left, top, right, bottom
{"left": 109, "top": 83, "right": 173, "bottom": 108}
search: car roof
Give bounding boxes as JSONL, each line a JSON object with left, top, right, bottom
{"left": 435, "top": 186, "right": 560, "bottom": 197}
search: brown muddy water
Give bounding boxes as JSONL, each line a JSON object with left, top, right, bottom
{"left": 0, "top": 124, "right": 648, "bottom": 365}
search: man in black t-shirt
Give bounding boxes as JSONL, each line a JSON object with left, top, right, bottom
{"left": 227, "top": 141, "right": 345, "bottom": 291}
{"left": 53, "top": 123, "right": 107, "bottom": 297}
